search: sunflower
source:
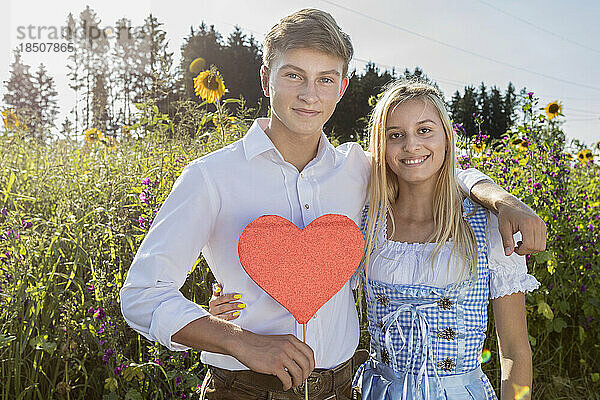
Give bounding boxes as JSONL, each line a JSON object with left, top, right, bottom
{"left": 84, "top": 128, "right": 103, "bottom": 144}
{"left": 472, "top": 142, "right": 486, "bottom": 153}
{"left": 2, "top": 109, "right": 20, "bottom": 129}
{"left": 194, "top": 66, "right": 226, "bottom": 103}
{"left": 511, "top": 137, "right": 529, "bottom": 152}
{"left": 577, "top": 149, "right": 593, "bottom": 164}
{"left": 596, "top": 141, "right": 600, "bottom": 151}
{"left": 189, "top": 57, "right": 206, "bottom": 74}
{"left": 544, "top": 101, "right": 562, "bottom": 120}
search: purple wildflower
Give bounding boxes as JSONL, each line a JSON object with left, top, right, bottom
{"left": 6, "top": 230, "right": 19, "bottom": 239}
{"left": 527, "top": 92, "right": 534, "bottom": 98}
{"left": 99, "top": 339, "right": 106, "bottom": 346}
{"left": 138, "top": 216, "right": 146, "bottom": 228}
{"left": 142, "top": 177, "right": 151, "bottom": 185}
{"left": 0, "top": 208, "right": 7, "bottom": 216}
{"left": 548, "top": 283, "right": 553, "bottom": 290}
{"left": 139, "top": 191, "right": 149, "bottom": 204}
{"left": 102, "top": 349, "right": 114, "bottom": 364}
{"left": 153, "top": 358, "right": 164, "bottom": 366}
{"left": 21, "top": 221, "right": 32, "bottom": 229}
{"left": 87, "top": 306, "right": 95, "bottom": 314}
{"left": 86, "top": 284, "right": 94, "bottom": 292}
{"left": 113, "top": 364, "right": 126, "bottom": 376}
{"left": 93, "top": 308, "right": 106, "bottom": 320}
{"left": 175, "top": 376, "right": 182, "bottom": 386}
{"left": 532, "top": 182, "right": 542, "bottom": 190}
{"left": 581, "top": 284, "right": 587, "bottom": 293}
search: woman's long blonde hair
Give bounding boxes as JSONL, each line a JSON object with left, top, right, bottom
{"left": 363, "top": 79, "right": 478, "bottom": 287}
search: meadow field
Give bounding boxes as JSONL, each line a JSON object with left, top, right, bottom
{"left": 1, "top": 86, "right": 599, "bottom": 399}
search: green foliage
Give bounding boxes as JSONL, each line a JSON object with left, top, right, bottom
{"left": 0, "top": 102, "right": 245, "bottom": 398}
{"left": 2, "top": 72, "right": 600, "bottom": 399}
{"left": 458, "top": 92, "right": 600, "bottom": 398}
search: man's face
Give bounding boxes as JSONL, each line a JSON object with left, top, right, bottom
{"left": 261, "top": 48, "right": 349, "bottom": 137}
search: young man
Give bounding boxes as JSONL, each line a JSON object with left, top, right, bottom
{"left": 120, "top": 9, "right": 546, "bottom": 400}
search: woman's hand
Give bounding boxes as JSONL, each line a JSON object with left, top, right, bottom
{"left": 208, "top": 283, "right": 244, "bottom": 321}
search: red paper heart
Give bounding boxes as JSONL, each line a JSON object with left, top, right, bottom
{"left": 238, "top": 214, "right": 364, "bottom": 324}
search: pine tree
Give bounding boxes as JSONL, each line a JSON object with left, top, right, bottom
{"left": 326, "top": 62, "right": 395, "bottom": 143}
{"left": 112, "top": 17, "right": 140, "bottom": 125}
{"left": 220, "top": 27, "right": 263, "bottom": 111}
{"left": 488, "top": 86, "right": 506, "bottom": 139}
{"left": 477, "top": 82, "right": 491, "bottom": 135}
{"left": 449, "top": 85, "right": 479, "bottom": 138}
{"left": 135, "top": 14, "right": 174, "bottom": 109}
{"left": 60, "top": 118, "right": 74, "bottom": 139}
{"left": 65, "top": 7, "right": 111, "bottom": 132}
{"left": 32, "top": 63, "right": 59, "bottom": 140}
{"left": 3, "top": 51, "right": 36, "bottom": 118}
{"left": 3, "top": 52, "right": 59, "bottom": 142}
{"left": 504, "top": 82, "right": 518, "bottom": 129}
{"left": 91, "top": 74, "right": 110, "bottom": 132}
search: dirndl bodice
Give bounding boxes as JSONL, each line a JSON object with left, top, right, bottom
{"left": 354, "top": 198, "right": 498, "bottom": 400}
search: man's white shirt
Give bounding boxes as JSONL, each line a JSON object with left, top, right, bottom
{"left": 120, "top": 118, "right": 489, "bottom": 370}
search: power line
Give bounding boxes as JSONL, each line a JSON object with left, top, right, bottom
{"left": 318, "top": 0, "right": 600, "bottom": 93}
{"left": 201, "top": 17, "right": 600, "bottom": 116}
{"left": 477, "top": 0, "right": 600, "bottom": 55}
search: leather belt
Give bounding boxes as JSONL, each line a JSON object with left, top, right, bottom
{"left": 209, "top": 349, "right": 369, "bottom": 398}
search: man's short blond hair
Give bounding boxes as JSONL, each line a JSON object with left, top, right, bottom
{"left": 263, "top": 8, "right": 354, "bottom": 77}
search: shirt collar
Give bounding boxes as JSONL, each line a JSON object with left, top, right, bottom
{"left": 243, "top": 118, "right": 334, "bottom": 163}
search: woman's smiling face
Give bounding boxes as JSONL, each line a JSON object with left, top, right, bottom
{"left": 385, "top": 98, "right": 447, "bottom": 187}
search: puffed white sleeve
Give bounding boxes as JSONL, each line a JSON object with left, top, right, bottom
{"left": 455, "top": 168, "right": 492, "bottom": 196}
{"left": 487, "top": 213, "right": 541, "bottom": 298}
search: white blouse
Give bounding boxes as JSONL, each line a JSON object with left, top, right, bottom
{"left": 366, "top": 211, "right": 540, "bottom": 298}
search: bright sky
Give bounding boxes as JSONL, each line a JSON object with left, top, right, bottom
{"left": 2, "top": 0, "right": 599, "bottom": 145}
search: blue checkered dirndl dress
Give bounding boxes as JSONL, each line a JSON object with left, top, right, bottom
{"left": 353, "top": 198, "right": 498, "bottom": 400}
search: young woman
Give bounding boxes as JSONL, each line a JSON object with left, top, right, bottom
{"left": 209, "top": 79, "right": 540, "bottom": 399}
{"left": 351, "top": 79, "right": 539, "bottom": 399}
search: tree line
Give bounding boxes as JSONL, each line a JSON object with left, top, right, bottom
{"left": 2, "top": 6, "right": 527, "bottom": 144}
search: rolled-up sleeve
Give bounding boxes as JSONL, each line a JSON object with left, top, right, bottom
{"left": 120, "top": 160, "right": 219, "bottom": 351}
{"left": 456, "top": 168, "right": 492, "bottom": 196}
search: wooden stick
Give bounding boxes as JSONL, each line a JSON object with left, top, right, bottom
{"left": 303, "top": 323, "right": 308, "bottom": 400}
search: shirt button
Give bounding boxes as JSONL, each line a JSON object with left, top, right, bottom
{"left": 304, "top": 204, "right": 310, "bottom": 210}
